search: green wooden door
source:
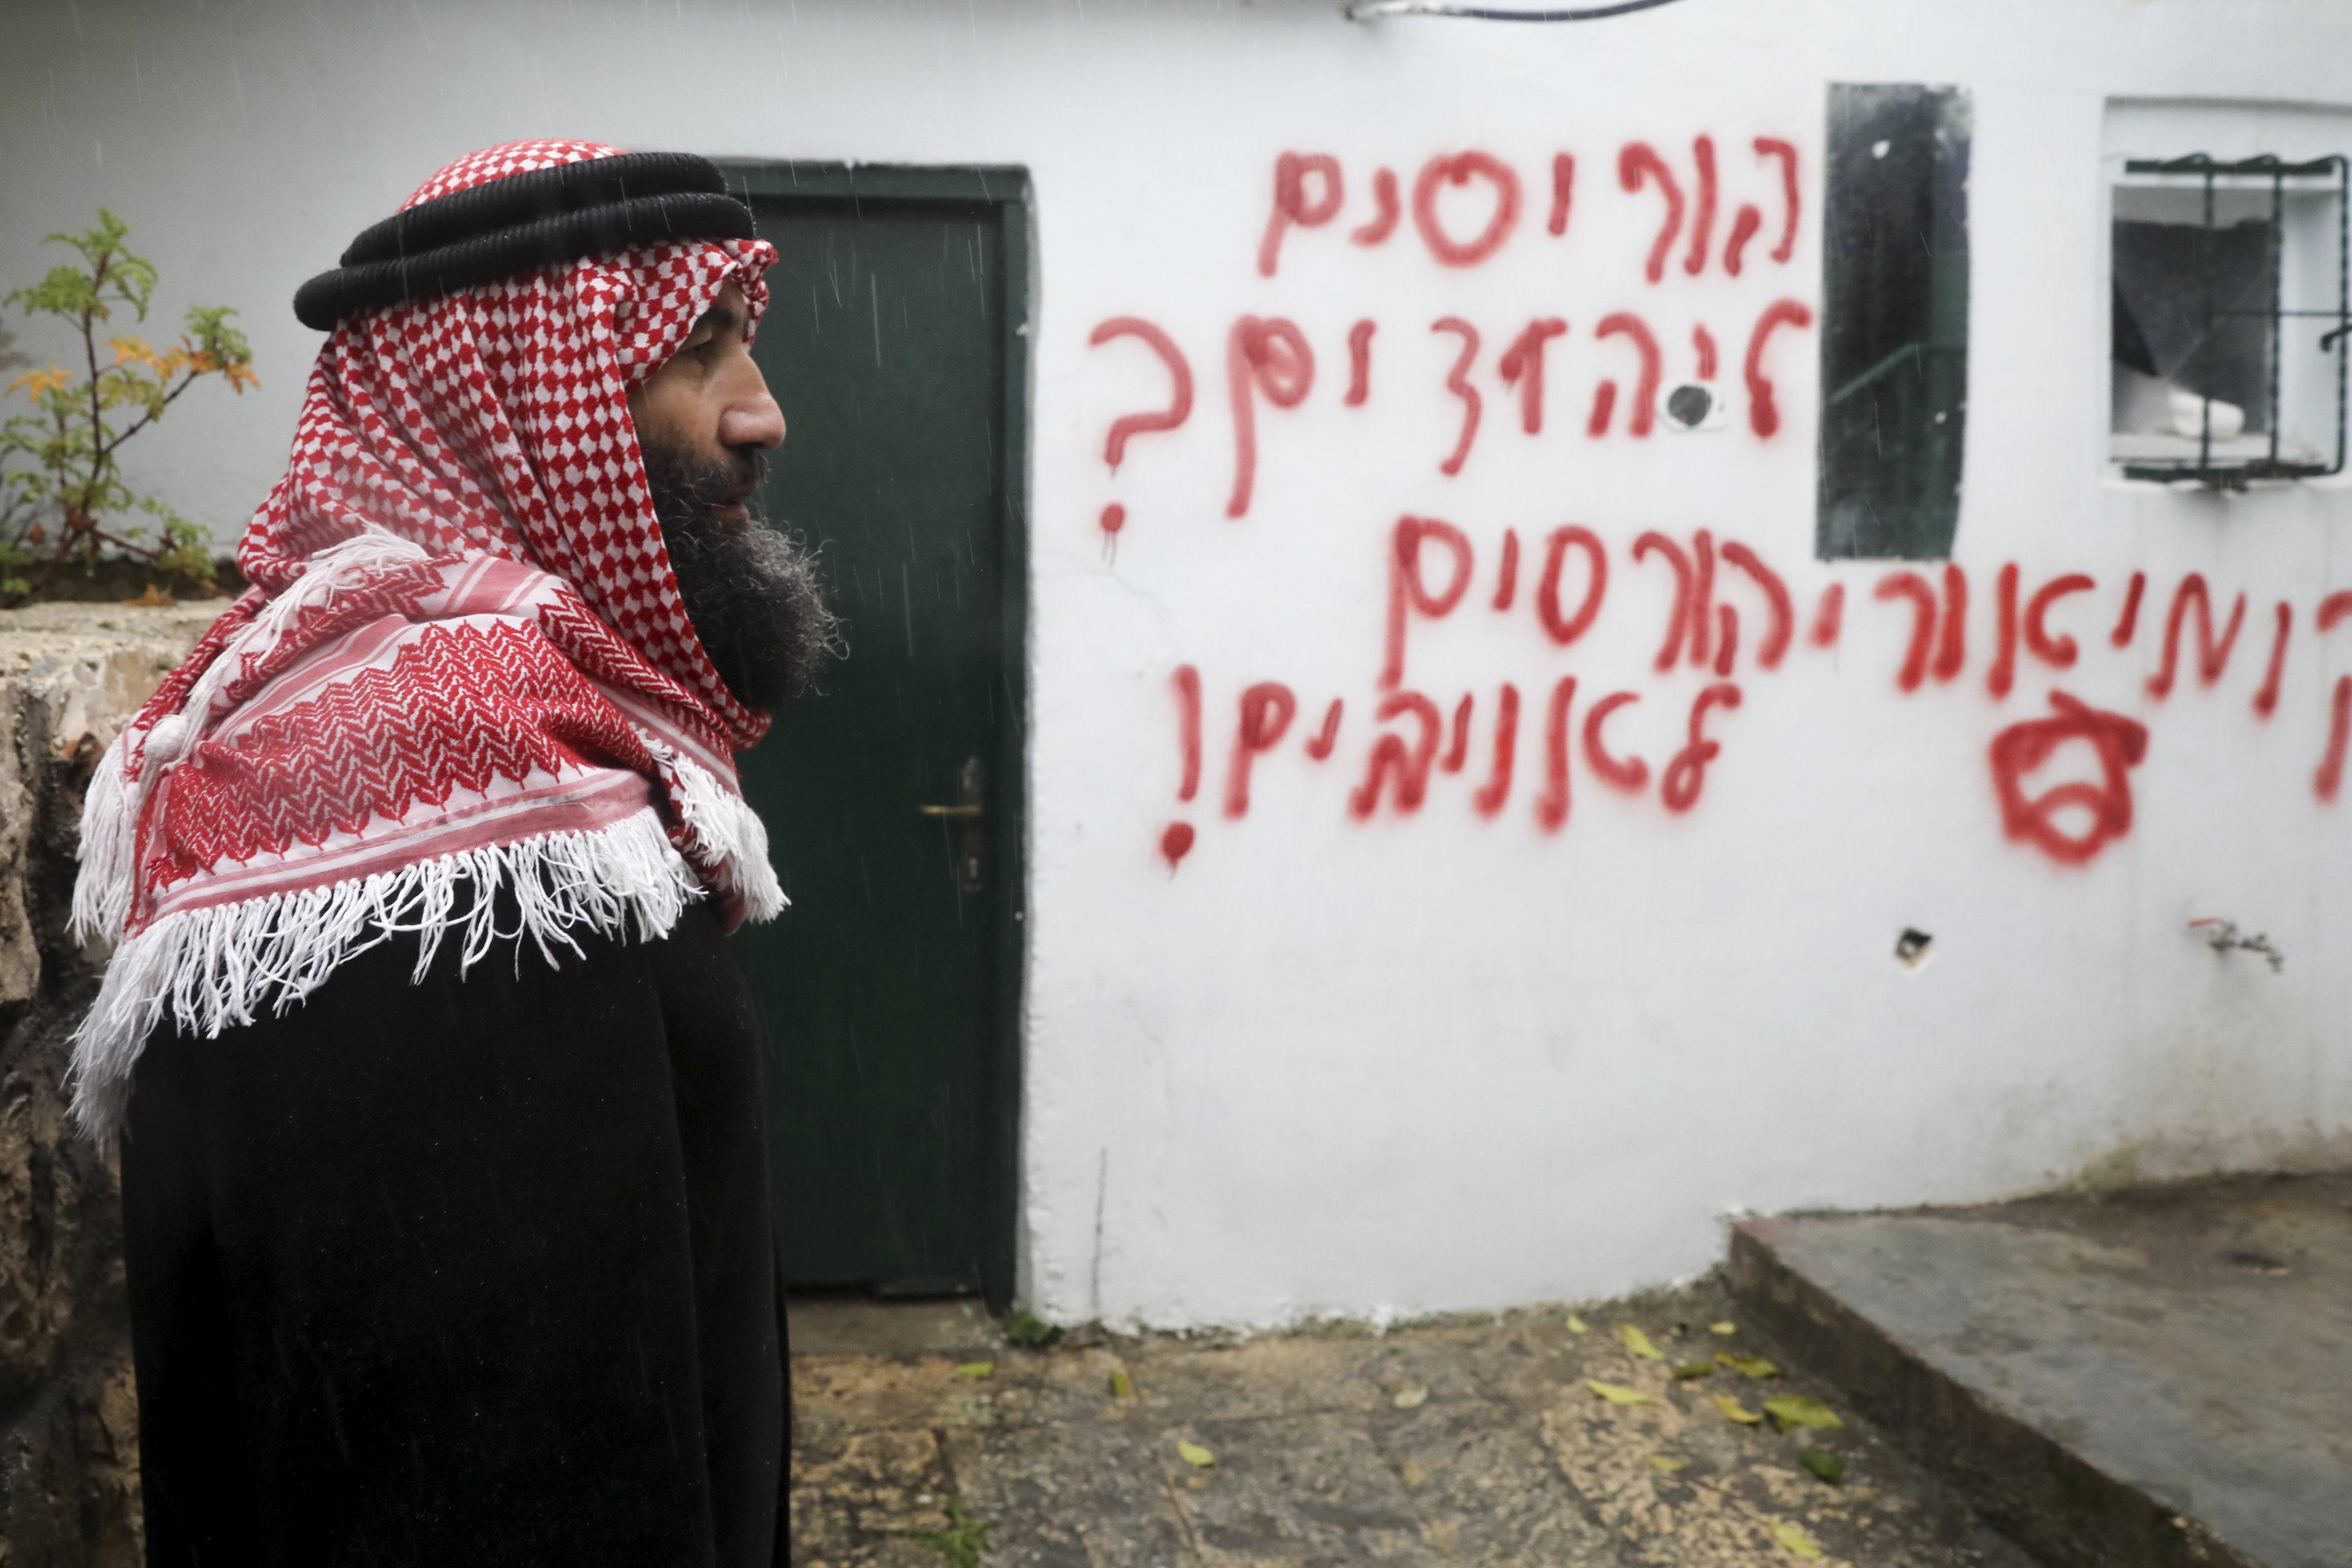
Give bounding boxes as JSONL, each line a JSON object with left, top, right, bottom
{"left": 728, "top": 169, "right": 1029, "bottom": 1305}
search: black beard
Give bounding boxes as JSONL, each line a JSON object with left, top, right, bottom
{"left": 641, "top": 435, "right": 843, "bottom": 713}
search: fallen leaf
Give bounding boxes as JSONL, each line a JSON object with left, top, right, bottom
{"left": 1765, "top": 1396, "right": 1846, "bottom": 1432}
{"left": 1566, "top": 1314, "right": 1589, "bottom": 1334}
{"left": 1718, "top": 1352, "right": 1782, "bottom": 1379}
{"left": 1773, "top": 1519, "right": 1824, "bottom": 1559}
{"left": 1715, "top": 1394, "right": 1763, "bottom": 1425}
{"left": 1671, "top": 1360, "right": 1715, "bottom": 1381}
{"left": 1711, "top": 1321, "right": 1737, "bottom": 1335}
{"left": 1798, "top": 1448, "right": 1844, "bottom": 1485}
{"left": 1109, "top": 1367, "right": 1134, "bottom": 1399}
{"left": 955, "top": 1362, "right": 994, "bottom": 1380}
{"left": 1392, "top": 1385, "right": 1429, "bottom": 1410}
{"left": 1178, "top": 1439, "right": 1216, "bottom": 1468}
{"left": 1617, "top": 1325, "right": 1665, "bottom": 1361}
{"left": 1586, "top": 1381, "right": 1652, "bottom": 1406}
{"left": 1648, "top": 1454, "right": 1690, "bottom": 1473}
{"left": 1397, "top": 1460, "right": 1427, "bottom": 1488}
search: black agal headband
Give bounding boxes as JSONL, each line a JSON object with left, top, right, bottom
{"left": 293, "top": 152, "right": 758, "bottom": 331}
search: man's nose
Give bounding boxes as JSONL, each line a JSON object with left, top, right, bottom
{"left": 720, "top": 390, "right": 786, "bottom": 451}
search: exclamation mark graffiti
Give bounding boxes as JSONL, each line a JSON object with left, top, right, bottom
{"left": 1163, "top": 663, "right": 1202, "bottom": 870}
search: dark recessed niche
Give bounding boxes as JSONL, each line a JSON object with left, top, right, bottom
{"left": 1818, "top": 83, "right": 1973, "bottom": 561}
{"left": 1895, "top": 927, "right": 1934, "bottom": 968}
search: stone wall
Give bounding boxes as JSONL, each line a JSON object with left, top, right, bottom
{"left": 0, "top": 604, "right": 213, "bottom": 1567}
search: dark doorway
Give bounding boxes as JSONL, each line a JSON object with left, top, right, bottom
{"left": 724, "top": 165, "right": 1030, "bottom": 1308}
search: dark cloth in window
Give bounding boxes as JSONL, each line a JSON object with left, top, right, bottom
{"left": 118, "top": 902, "right": 788, "bottom": 1568}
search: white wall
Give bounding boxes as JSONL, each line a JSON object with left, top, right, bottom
{"left": 8, "top": 0, "right": 2352, "bottom": 1330}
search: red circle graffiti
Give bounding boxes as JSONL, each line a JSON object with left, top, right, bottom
{"left": 1410, "top": 152, "right": 1523, "bottom": 268}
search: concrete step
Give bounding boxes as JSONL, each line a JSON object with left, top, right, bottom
{"left": 1726, "top": 1174, "right": 2352, "bottom": 1568}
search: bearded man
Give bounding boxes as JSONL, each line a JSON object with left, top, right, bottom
{"left": 66, "top": 141, "right": 837, "bottom": 1566}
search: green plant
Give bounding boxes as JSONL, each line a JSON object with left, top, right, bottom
{"left": 1001, "top": 1308, "right": 1059, "bottom": 1348}
{"left": 904, "top": 1496, "right": 993, "bottom": 1568}
{"left": 1, "top": 208, "right": 255, "bottom": 602}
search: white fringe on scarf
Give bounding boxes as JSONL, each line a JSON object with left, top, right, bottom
{"left": 71, "top": 525, "right": 436, "bottom": 950}
{"left": 64, "top": 526, "right": 792, "bottom": 1142}
{"left": 67, "top": 808, "right": 702, "bottom": 1141}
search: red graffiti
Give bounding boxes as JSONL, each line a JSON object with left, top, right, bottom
{"left": 1536, "top": 676, "right": 1577, "bottom": 830}
{"left": 1351, "top": 167, "right": 1401, "bottom": 246}
{"left": 1584, "top": 691, "right": 1650, "bottom": 792}
{"left": 1382, "top": 514, "right": 1475, "bottom": 689}
{"left": 1224, "top": 681, "right": 1298, "bottom": 818}
{"left": 1587, "top": 382, "right": 1617, "bottom": 436}
{"left": 1258, "top": 152, "right": 1344, "bottom": 278}
{"left": 2111, "top": 572, "right": 2146, "bottom": 647}
{"left": 1172, "top": 663, "right": 1203, "bottom": 801}
{"left": 1537, "top": 525, "right": 1608, "bottom": 646}
{"left": 1661, "top": 683, "right": 1742, "bottom": 813}
{"left": 1443, "top": 693, "right": 1475, "bottom": 774}
{"left": 1160, "top": 821, "right": 1196, "bottom": 870}
{"left": 1987, "top": 563, "right": 2019, "bottom": 699}
{"left": 1432, "top": 317, "right": 1483, "bottom": 475}
{"left": 1617, "top": 143, "right": 1684, "bottom": 285}
{"left": 1744, "top": 299, "right": 1813, "bottom": 438}
{"left": 1692, "top": 324, "right": 1719, "bottom": 382}
{"left": 1989, "top": 691, "right": 2149, "bottom": 866}
{"left": 1685, "top": 135, "right": 1718, "bottom": 276}
{"left": 2146, "top": 574, "right": 2246, "bottom": 698}
{"left": 1633, "top": 532, "right": 1694, "bottom": 673}
{"left": 1088, "top": 317, "right": 1194, "bottom": 470}
{"left": 1933, "top": 563, "right": 1968, "bottom": 683}
{"left": 2253, "top": 602, "right": 2291, "bottom": 718}
{"left": 1809, "top": 583, "right": 1846, "bottom": 648}
{"left": 1719, "top": 541, "right": 1791, "bottom": 669}
{"left": 1592, "top": 313, "right": 1661, "bottom": 437}
{"left": 1755, "top": 138, "right": 1799, "bottom": 263}
{"left": 1875, "top": 572, "right": 1938, "bottom": 691}
{"left": 2024, "top": 572, "right": 2094, "bottom": 666}
{"left": 1098, "top": 503, "right": 1126, "bottom": 563}
{"left": 1548, "top": 154, "right": 1576, "bottom": 237}
{"left": 1493, "top": 528, "right": 1521, "bottom": 612}
{"left": 1412, "top": 152, "right": 1522, "bottom": 267}
{"left": 1225, "top": 316, "right": 1314, "bottom": 519}
{"left": 1712, "top": 603, "right": 1739, "bottom": 677}
{"left": 1349, "top": 692, "right": 1444, "bottom": 818}
{"left": 2320, "top": 590, "right": 2352, "bottom": 633}
{"left": 2318, "top": 678, "right": 2352, "bottom": 802}
{"left": 1306, "top": 699, "right": 1345, "bottom": 760}
{"left": 1688, "top": 529, "right": 1717, "bottom": 669}
{"left": 1473, "top": 682, "right": 1521, "bottom": 817}
{"left": 1345, "top": 319, "right": 1375, "bottom": 407}
{"left": 1724, "top": 205, "right": 1762, "bottom": 276}
{"left": 1497, "top": 318, "right": 1570, "bottom": 435}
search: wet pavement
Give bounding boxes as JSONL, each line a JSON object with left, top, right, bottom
{"left": 786, "top": 1276, "right": 2039, "bottom": 1567}
{"left": 1730, "top": 1173, "right": 2352, "bottom": 1568}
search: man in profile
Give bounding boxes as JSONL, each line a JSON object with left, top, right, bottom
{"left": 68, "top": 140, "right": 837, "bottom": 1566}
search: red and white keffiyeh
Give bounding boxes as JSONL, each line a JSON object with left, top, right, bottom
{"left": 70, "top": 140, "right": 786, "bottom": 1138}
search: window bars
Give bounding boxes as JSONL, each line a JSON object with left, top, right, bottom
{"left": 2116, "top": 154, "right": 2350, "bottom": 485}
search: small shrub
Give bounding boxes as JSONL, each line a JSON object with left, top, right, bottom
{"left": 1, "top": 209, "right": 255, "bottom": 604}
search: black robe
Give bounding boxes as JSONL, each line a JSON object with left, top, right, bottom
{"left": 118, "top": 901, "right": 789, "bottom": 1567}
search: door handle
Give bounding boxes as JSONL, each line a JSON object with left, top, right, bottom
{"left": 917, "top": 757, "right": 985, "bottom": 893}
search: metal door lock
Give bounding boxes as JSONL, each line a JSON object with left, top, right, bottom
{"left": 917, "top": 757, "right": 986, "bottom": 893}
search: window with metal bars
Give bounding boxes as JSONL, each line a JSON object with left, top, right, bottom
{"left": 2111, "top": 154, "right": 2350, "bottom": 485}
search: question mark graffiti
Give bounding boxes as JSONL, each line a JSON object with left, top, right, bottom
{"left": 1087, "top": 317, "right": 1196, "bottom": 561}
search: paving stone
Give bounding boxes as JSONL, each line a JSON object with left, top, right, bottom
{"left": 789, "top": 1277, "right": 2038, "bottom": 1568}
{"left": 1168, "top": 1414, "right": 1450, "bottom": 1566}
{"left": 1370, "top": 1398, "right": 1631, "bottom": 1567}
{"left": 944, "top": 1419, "right": 1199, "bottom": 1568}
